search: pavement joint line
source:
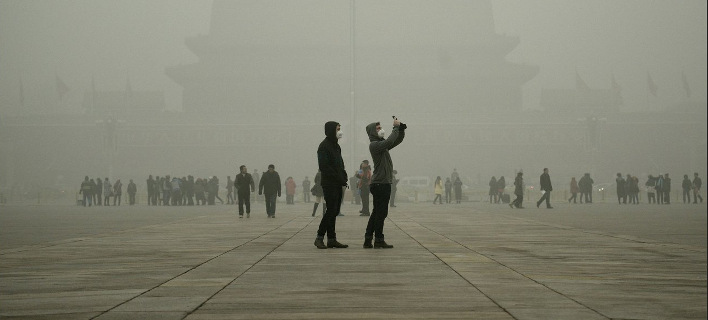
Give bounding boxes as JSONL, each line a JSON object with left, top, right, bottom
{"left": 181, "top": 215, "right": 318, "bottom": 319}
{"left": 0, "top": 214, "right": 214, "bottom": 256}
{"left": 91, "top": 214, "right": 309, "bottom": 319}
{"left": 393, "top": 212, "right": 613, "bottom": 320}
{"left": 496, "top": 213, "right": 707, "bottom": 254}
{"left": 386, "top": 215, "right": 521, "bottom": 320}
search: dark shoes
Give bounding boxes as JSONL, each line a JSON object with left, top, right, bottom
{"left": 363, "top": 239, "right": 373, "bottom": 249}
{"left": 374, "top": 240, "right": 393, "bottom": 249}
{"left": 327, "top": 240, "right": 349, "bottom": 248}
{"left": 314, "top": 238, "right": 327, "bottom": 249}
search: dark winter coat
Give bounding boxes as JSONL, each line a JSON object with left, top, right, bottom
{"left": 317, "top": 121, "right": 348, "bottom": 187}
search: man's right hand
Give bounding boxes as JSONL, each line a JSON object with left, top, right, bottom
{"left": 393, "top": 119, "right": 401, "bottom": 127}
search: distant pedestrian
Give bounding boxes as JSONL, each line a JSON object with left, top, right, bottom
{"left": 226, "top": 176, "right": 235, "bottom": 205}
{"left": 235, "top": 165, "right": 255, "bottom": 218}
{"left": 103, "top": 177, "right": 112, "bottom": 206}
{"left": 568, "top": 177, "right": 578, "bottom": 203}
{"left": 433, "top": 176, "right": 443, "bottom": 204}
{"left": 496, "top": 176, "right": 506, "bottom": 204}
{"left": 536, "top": 168, "right": 553, "bottom": 209}
{"left": 645, "top": 175, "right": 656, "bottom": 204}
{"left": 692, "top": 173, "right": 702, "bottom": 204}
{"left": 655, "top": 174, "right": 665, "bottom": 204}
{"left": 259, "top": 164, "right": 281, "bottom": 218}
{"left": 682, "top": 174, "right": 692, "bottom": 203}
{"left": 488, "top": 176, "right": 497, "bottom": 203}
{"left": 349, "top": 174, "right": 360, "bottom": 204}
{"left": 453, "top": 177, "right": 463, "bottom": 204}
{"left": 444, "top": 178, "right": 452, "bottom": 204}
{"left": 285, "top": 176, "right": 296, "bottom": 204}
{"left": 127, "top": 179, "right": 137, "bottom": 205}
{"left": 510, "top": 172, "right": 524, "bottom": 208}
{"left": 616, "top": 173, "right": 626, "bottom": 204}
{"left": 578, "top": 173, "right": 593, "bottom": 204}
{"left": 113, "top": 179, "right": 122, "bottom": 206}
{"left": 79, "top": 176, "right": 93, "bottom": 207}
{"left": 356, "top": 161, "right": 372, "bottom": 216}
{"left": 311, "top": 170, "right": 325, "bottom": 216}
{"left": 94, "top": 177, "right": 102, "bottom": 206}
{"left": 302, "top": 176, "right": 311, "bottom": 203}
{"left": 195, "top": 178, "right": 206, "bottom": 205}
{"left": 663, "top": 173, "right": 671, "bottom": 204}
{"left": 146, "top": 175, "right": 154, "bottom": 206}
{"left": 390, "top": 170, "right": 399, "bottom": 207}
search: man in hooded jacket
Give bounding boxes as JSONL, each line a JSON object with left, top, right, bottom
{"left": 363, "top": 118, "right": 405, "bottom": 248}
{"left": 314, "top": 121, "right": 349, "bottom": 249}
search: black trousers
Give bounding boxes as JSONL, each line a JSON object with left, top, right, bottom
{"left": 537, "top": 191, "right": 551, "bottom": 208}
{"left": 265, "top": 193, "right": 277, "bottom": 216}
{"left": 511, "top": 193, "right": 523, "bottom": 208}
{"left": 317, "top": 186, "right": 342, "bottom": 239}
{"left": 237, "top": 190, "right": 251, "bottom": 214}
{"left": 366, "top": 183, "right": 391, "bottom": 241}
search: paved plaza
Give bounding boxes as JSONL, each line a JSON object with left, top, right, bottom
{"left": 0, "top": 200, "right": 706, "bottom": 319}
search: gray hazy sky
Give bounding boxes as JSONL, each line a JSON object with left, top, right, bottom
{"left": 1, "top": 0, "right": 705, "bottom": 113}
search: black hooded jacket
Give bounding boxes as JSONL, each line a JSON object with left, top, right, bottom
{"left": 317, "top": 121, "right": 348, "bottom": 187}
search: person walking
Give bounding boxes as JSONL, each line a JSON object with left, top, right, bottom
{"left": 496, "top": 176, "right": 506, "bottom": 204}
{"left": 127, "top": 179, "right": 137, "bottom": 205}
{"left": 616, "top": 173, "right": 627, "bottom": 204}
{"left": 536, "top": 168, "right": 553, "bottom": 209}
{"left": 235, "top": 165, "right": 255, "bottom": 218}
{"left": 433, "top": 176, "right": 443, "bottom": 204}
{"left": 302, "top": 176, "right": 311, "bottom": 203}
{"left": 693, "top": 173, "right": 703, "bottom": 203}
{"left": 682, "top": 174, "right": 693, "bottom": 203}
{"left": 568, "top": 177, "right": 578, "bottom": 203}
{"left": 510, "top": 172, "right": 524, "bottom": 208}
{"left": 226, "top": 176, "right": 234, "bottom": 205}
{"left": 259, "top": 165, "right": 282, "bottom": 217}
{"left": 285, "top": 176, "right": 296, "bottom": 204}
{"left": 314, "top": 121, "right": 348, "bottom": 249}
{"left": 363, "top": 118, "right": 405, "bottom": 249}
{"left": 311, "top": 170, "right": 325, "bottom": 216}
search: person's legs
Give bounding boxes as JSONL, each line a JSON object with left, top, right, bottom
{"left": 366, "top": 184, "right": 392, "bottom": 247}
{"left": 237, "top": 192, "right": 246, "bottom": 216}
{"left": 316, "top": 187, "right": 342, "bottom": 245}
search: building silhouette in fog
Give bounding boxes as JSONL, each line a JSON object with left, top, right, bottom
{"left": 166, "top": 0, "right": 538, "bottom": 118}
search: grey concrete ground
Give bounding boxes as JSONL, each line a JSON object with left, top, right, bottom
{"left": 0, "top": 200, "right": 705, "bottom": 319}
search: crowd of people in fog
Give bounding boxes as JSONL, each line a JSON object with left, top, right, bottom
{"left": 78, "top": 169, "right": 704, "bottom": 209}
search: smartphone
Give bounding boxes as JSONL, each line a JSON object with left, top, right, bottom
{"left": 392, "top": 116, "right": 397, "bottom": 120}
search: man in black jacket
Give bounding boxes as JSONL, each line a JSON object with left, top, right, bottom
{"left": 536, "top": 168, "right": 553, "bottom": 209}
{"left": 314, "top": 121, "right": 349, "bottom": 249}
{"left": 259, "top": 164, "right": 281, "bottom": 218}
{"left": 235, "top": 165, "right": 255, "bottom": 218}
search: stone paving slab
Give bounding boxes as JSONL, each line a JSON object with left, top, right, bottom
{"left": 0, "top": 202, "right": 705, "bottom": 319}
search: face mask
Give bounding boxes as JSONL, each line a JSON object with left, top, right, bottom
{"left": 336, "top": 131, "right": 343, "bottom": 139}
{"left": 377, "top": 129, "right": 385, "bottom": 138}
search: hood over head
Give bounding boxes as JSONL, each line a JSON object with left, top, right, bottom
{"left": 324, "top": 121, "right": 340, "bottom": 142}
{"left": 366, "top": 122, "right": 382, "bottom": 142}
